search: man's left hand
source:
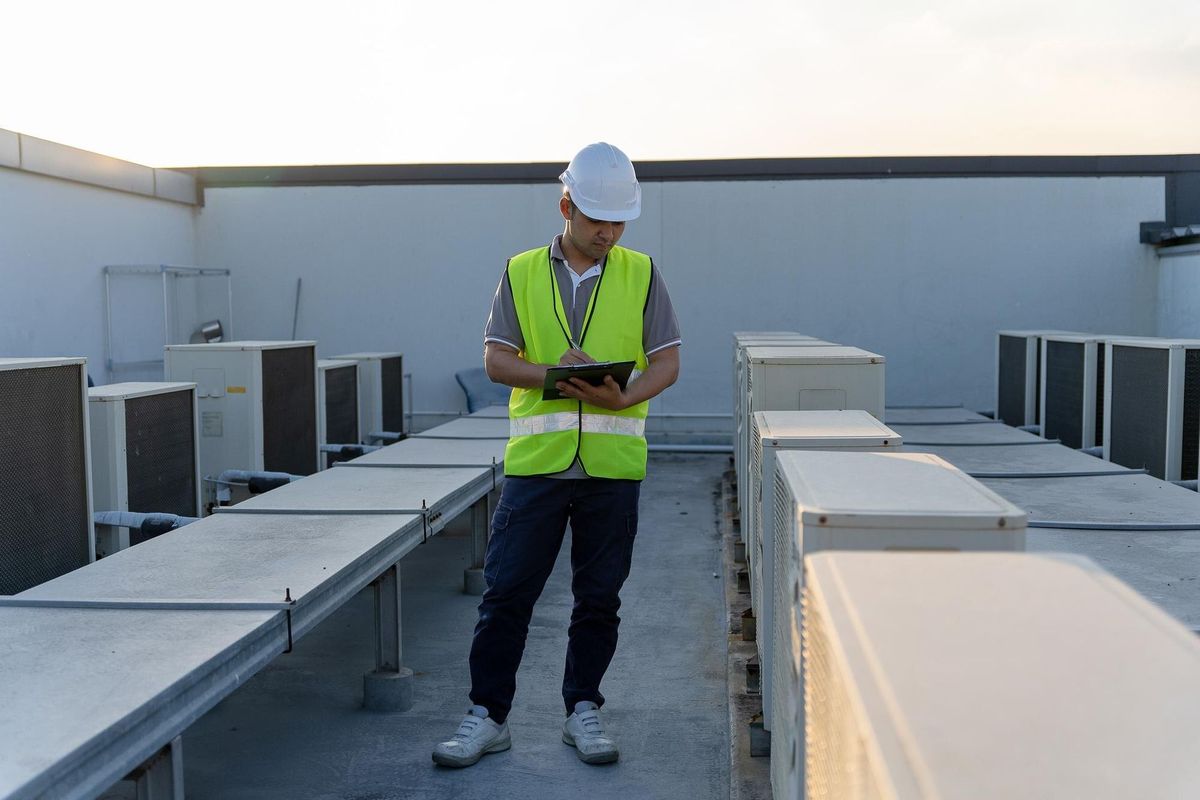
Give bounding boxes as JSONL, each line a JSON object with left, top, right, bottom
{"left": 555, "top": 375, "right": 628, "bottom": 411}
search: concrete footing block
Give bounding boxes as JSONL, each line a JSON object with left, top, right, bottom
{"left": 463, "top": 567, "right": 487, "bottom": 595}
{"left": 737, "top": 569, "right": 750, "bottom": 594}
{"left": 363, "top": 667, "right": 414, "bottom": 712}
{"left": 733, "top": 539, "right": 746, "bottom": 563}
{"left": 741, "top": 608, "right": 756, "bottom": 642}
{"left": 749, "top": 712, "right": 771, "bottom": 758}
{"left": 746, "top": 656, "right": 760, "bottom": 694}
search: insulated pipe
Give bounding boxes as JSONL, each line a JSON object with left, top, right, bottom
{"left": 367, "top": 430, "right": 405, "bottom": 443}
{"left": 1081, "top": 447, "right": 1105, "bottom": 458}
{"left": 211, "top": 469, "right": 304, "bottom": 501}
{"left": 647, "top": 444, "right": 733, "bottom": 454}
{"left": 93, "top": 511, "right": 198, "bottom": 534}
{"left": 1017, "top": 424, "right": 1042, "bottom": 435}
{"left": 1028, "top": 520, "right": 1200, "bottom": 531}
{"left": 1172, "top": 480, "right": 1199, "bottom": 492}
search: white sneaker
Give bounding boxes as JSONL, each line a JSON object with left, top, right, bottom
{"left": 562, "top": 701, "right": 619, "bottom": 764}
{"left": 432, "top": 706, "right": 511, "bottom": 768}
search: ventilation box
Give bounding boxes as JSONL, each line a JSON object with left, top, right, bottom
{"left": 995, "top": 329, "right": 1080, "bottom": 428}
{"left": 769, "top": 450, "right": 1025, "bottom": 800}
{"left": 332, "top": 351, "right": 405, "bottom": 439}
{"left": 747, "top": 410, "right": 902, "bottom": 733}
{"left": 1103, "top": 337, "right": 1200, "bottom": 480}
{"left": 164, "top": 341, "right": 319, "bottom": 482}
{"left": 0, "top": 357, "right": 94, "bottom": 593}
{"left": 740, "top": 345, "right": 882, "bottom": 523}
{"left": 88, "top": 382, "right": 201, "bottom": 555}
{"left": 802, "top": 552, "right": 1200, "bottom": 799}
{"left": 318, "top": 359, "right": 360, "bottom": 469}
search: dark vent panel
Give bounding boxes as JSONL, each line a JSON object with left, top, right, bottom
{"left": 997, "top": 335, "right": 1028, "bottom": 426}
{"left": 1183, "top": 350, "right": 1200, "bottom": 481}
{"left": 1043, "top": 340, "right": 1084, "bottom": 448}
{"left": 324, "top": 366, "right": 359, "bottom": 445}
{"left": 0, "top": 364, "right": 91, "bottom": 594}
{"left": 1108, "top": 345, "right": 1168, "bottom": 478}
{"left": 125, "top": 389, "right": 198, "bottom": 519}
{"left": 1095, "top": 343, "right": 1106, "bottom": 447}
{"left": 262, "top": 346, "right": 318, "bottom": 475}
{"left": 381, "top": 356, "right": 404, "bottom": 433}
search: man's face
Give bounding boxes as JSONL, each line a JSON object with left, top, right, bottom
{"left": 562, "top": 197, "right": 625, "bottom": 261}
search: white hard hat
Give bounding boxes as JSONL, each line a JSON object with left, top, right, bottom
{"left": 559, "top": 142, "right": 641, "bottom": 222}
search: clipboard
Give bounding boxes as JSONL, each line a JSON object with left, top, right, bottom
{"left": 543, "top": 361, "right": 636, "bottom": 401}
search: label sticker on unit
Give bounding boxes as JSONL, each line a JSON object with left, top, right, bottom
{"left": 226, "top": 386, "right": 247, "bottom": 394}
{"left": 202, "top": 411, "right": 224, "bottom": 437}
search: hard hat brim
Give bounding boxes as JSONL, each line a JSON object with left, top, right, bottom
{"left": 570, "top": 197, "right": 641, "bottom": 223}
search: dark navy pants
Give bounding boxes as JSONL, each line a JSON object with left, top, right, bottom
{"left": 468, "top": 475, "right": 641, "bottom": 724}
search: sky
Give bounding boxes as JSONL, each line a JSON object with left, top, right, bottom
{"left": 2, "top": 0, "right": 1198, "bottom": 167}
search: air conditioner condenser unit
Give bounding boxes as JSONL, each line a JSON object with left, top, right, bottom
{"left": 1104, "top": 337, "right": 1200, "bottom": 481}
{"left": 332, "top": 351, "right": 405, "bottom": 439}
{"left": 768, "top": 450, "right": 1025, "bottom": 800}
{"left": 88, "top": 382, "right": 201, "bottom": 556}
{"left": 802, "top": 551, "right": 1200, "bottom": 799}
{"left": 0, "top": 357, "right": 94, "bottom": 593}
{"left": 164, "top": 341, "right": 319, "bottom": 486}
{"left": 995, "top": 329, "right": 1081, "bottom": 428}
{"left": 318, "top": 359, "right": 360, "bottom": 469}
{"left": 747, "top": 410, "right": 902, "bottom": 733}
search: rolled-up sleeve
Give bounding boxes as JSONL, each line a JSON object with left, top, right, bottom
{"left": 483, "top": 270, "right": 525, "bottom": 352}
{"left": 644, "top": 263, "right": 682, "bottom": 355}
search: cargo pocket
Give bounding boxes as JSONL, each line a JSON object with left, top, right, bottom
{"left": 483, "top": 502, "right": 512, "bottom": 588}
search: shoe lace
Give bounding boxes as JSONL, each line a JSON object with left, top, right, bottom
{"left": 578, "top": 709, "right": 604, "bottom": 735}
{"left": 453, "top": 715, "right": 481, "bottom": 741}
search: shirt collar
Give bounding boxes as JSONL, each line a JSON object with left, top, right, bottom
{"left": 551, "top": 234, "right": 605, "bottom": 275}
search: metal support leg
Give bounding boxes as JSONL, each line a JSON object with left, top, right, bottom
{"left": 129, "top": 736, "right": 184, "bottom": 799}
{"left": 463, "top": 495, "right": 489, "bottom": 595}
{"left": 363, "top": 562, "right": 414, "bottom": 711}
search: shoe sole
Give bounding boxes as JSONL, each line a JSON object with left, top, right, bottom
{"left": 432, "top": 737, "right": 511, "bottom": 768}
{"left": 561, "top": 732, "right": 619, "bottom": 765}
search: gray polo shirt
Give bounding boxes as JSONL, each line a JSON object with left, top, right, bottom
{"left": 484, "top": 235, "right": 682, "bottom": 478}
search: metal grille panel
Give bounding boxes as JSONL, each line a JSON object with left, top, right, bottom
{"left": 1095, "top": 342, "right": 1106, "bottom": 447}
{"left": 749, "top": 416, "right": 763, "bottom": 620}
{"left": 1183, "top": 350, "right": 1200, "bottom": 481}
{"left": 262, "top": 346, "right": 317, "bottom": 475}
{"left": 1109, "top": 345, "right": 1169, "bottom": 478}
{"left": 771, "top": 470, "right": 799, "bottom": 796}
{"left": 380, "top": 356, "right": 404, "bottom": 433}
{"left": 324, "top": 366, "right": 359, "bottom": 445}
{"left": 1043, "top": 340, "right": 1084, "bottom": 448}
{"left": 997, "top": 335, "right": 1027, "bottom": 426}
{"left": 0, "top": 364, "right": 90, "bottom": 594}
{"left": 125, "top": 390, "right": 197, "bottom": 519}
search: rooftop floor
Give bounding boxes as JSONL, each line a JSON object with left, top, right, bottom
{"left": 179, "top": 454, "right": 731, "bottom": 800}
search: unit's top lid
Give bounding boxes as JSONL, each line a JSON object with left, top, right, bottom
{"left": 1042, "top": 332, "right": 1156, "bottom": 344}
{"left": 997, "top": 329, "right": 1084, "bottom": 338}
{"left": 318, "top": 359, "right": 358, "bottom": 370}
{"left": 744, "top": 345, "right": 883, "bottom": 364}
{"left": 0, "top": 357, "right": 86, "bottom": 371}
{"left": 754, "top": 410, "right": 901, "bottom": 448}
{"left": 775, "top": 450, "right": 1025, "bottom": 529}
{"left": 88, "top": 382, "right": 196, "bottom": 401}
{"left": 733, "top": 331, "right": 817, "bottom": 341}
{"left": 738, "top": 339, "right": 838, "bottom": 351}
{"left": 803, "top": 551, "right": 1200, "bottom": 798}
{"left": 165, "top": 340, "right": 316, "bottom": 351}
{"left": 1108, "top": 337, "right": 1200, "bottom": 350}
{"left": 332, "top": 351, "right": 403, "bottom": 360}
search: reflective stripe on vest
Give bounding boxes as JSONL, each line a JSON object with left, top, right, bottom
{"left": 510, "top": 413, "right": 646, "bottom": 438}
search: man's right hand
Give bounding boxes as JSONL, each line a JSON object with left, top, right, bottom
{"left": 558, "top": 348, "right": 597, "bottom": 366}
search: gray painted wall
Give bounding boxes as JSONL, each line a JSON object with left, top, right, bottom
{"left": 196, "top": 177, "right": 1163, "bottom": 414}
{"left": 1157, "top": 250, "right": 1200, "bottom": 338}
{"left": 0, "top": 167, "right": 198, "bottom": 382}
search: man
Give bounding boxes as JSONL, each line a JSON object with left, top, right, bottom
{"left": 433, "top": 143, "right": 681, "bottom": 768}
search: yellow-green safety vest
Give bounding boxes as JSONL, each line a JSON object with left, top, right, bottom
{"left": 503, "top": 244, "right": 652, "bottom": 480}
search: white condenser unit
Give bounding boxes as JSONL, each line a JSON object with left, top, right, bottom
{"left": 731, "top": 333, "right": 830, "bottom": 518}
{"left": 164, "top": 341, "right": 319, "bottom": 483}
{"left": 802, "top": 551, "right": 1200, "bottom": 799}
{"left": 332, "top": 351, "right": 405, "bottom": 439}
{"left": 740, "top": 345, "right": 882, "bottom": 525}
{"left": 318, "top": 359, "right": 360, "bottom": 469}
{"left": 1038, "top": 333, "right": 1151, "bottom": 450}
{"left": 748, "top": 410, "right": 903, "bottom": 733}
{"left": 88, "top": 382, "right": 201, "bottom": 556}
{"left": 769, "top": 450, "right": 1025, "bottom": 800}
{"left": 995, "top": 329, "right": 1080, "bottom": 428}
{"left": 0, "top": 358, "right": 95, "bottom": 593}
{"left": 1103, "top": 337, "right": 1200, "bottom": 480}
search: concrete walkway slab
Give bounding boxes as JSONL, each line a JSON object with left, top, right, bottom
{"left": 903, "top": 442, "right": 1131, "bottom": 476}
{"left": 890, "top": 423, "right": 1049, "bottom": 445}
{"left": 181, "top": 454, "right": 731, "bottom": 800}
{"left": 982, "top": 474, "right": 1200, "bottom": 526}
{"left": 883, "top": 407, "right": 990, "bottom": 424}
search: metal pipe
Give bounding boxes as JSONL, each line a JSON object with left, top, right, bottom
{"left": 970, "top": 469, "right": 1147, "bottom": 479}
{"left": 647, "top": 444, "right": 733, "bottom": 453}
{"left": 1028, "top": 520, "right": 1200, "bottom": 531}
{"left": 903, "top": 439, "right": 1060, "bottom": 447}
{"left": 889, "top": 420, "right": 1000, "bottom": 426}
